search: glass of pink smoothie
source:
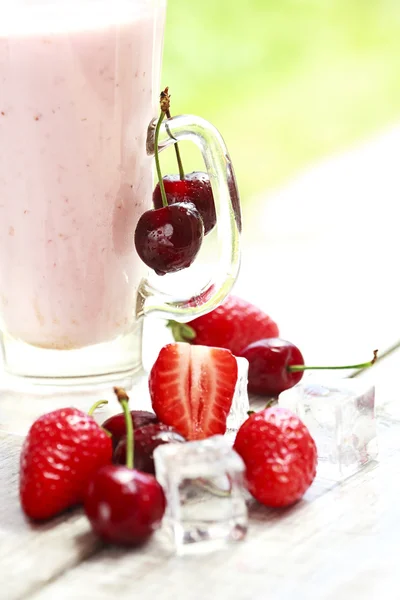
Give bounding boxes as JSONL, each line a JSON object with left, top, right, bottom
{"left": 0, "top": 0, "right": 241, "bottom": 385}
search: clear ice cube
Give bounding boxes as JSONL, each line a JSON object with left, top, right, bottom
{"left": 154, "top": 435, "right": 248, "bottom": 554}
{"left": 226, "top": 357, "right": 249, "bottom": 438}
{"left": 279, "top": 377, "right": 378, "bottom": 481}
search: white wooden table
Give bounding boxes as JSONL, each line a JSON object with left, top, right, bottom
{"left": 1, "top": 125, "right": 400, "bottom": 599}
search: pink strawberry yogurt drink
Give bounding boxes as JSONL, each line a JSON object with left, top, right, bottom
{"left": 0, "top": 3, "right": 163, "bottom": 351}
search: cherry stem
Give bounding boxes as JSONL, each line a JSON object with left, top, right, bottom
{"left": 154, "top": 111, "right": 167, "bottom": 208}
{"left": 288, "top": 349, "right": 378, "bottom": 373}
{"left": 265, "top": 398, "right": 279, "bottom": 408}
{"left": 114, "top": 387, "right": 134, "bottom": 470}
{"left": 166, "top": 107, "right": 185, "bottom": 180}
{"left": 351, "top": 339, "right": 400, "bottom": 378}
{"left": 154, "top": 87, "right": 173, "bottom": 209}
{"left": 88, "top": 399, "right": 108, "bottom": 416}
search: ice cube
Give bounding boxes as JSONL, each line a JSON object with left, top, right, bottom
{"left": 279, "top": 378, "right": 378, "bottom": 481}
{"left": 226, "top": 357, "right": 249, "bottom": 439}
{"left": 154, "top": 435, "right": 248, "bottom": 554}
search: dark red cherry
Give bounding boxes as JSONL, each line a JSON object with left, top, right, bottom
{"left": 153, "top": 172, "right": 215, "bottom": 234}
{"left": 84, "top": 465, "right": 165, "bottom": 546}
{"left": 114, "top": 423, "right": 185, "bottom": 474}
{"left": 134, "top": 202, "right": 204, "bottom": 275}
{"left": 241, "top": 338, "right": 304, "bottom": 396}
{"left": 102, "top": 410, "right": 158, "bottom": 450}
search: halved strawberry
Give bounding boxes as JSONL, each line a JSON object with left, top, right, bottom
{"left": 149, "top": 342, "right": 238, "bottom": 440}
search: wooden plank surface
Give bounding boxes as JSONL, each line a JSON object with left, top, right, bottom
{"left": 0, "top": 348, "right": 398, "bottom": 600}
{"left": 1, "top": 127, "right": 400, "bottom": 599}
{"left": 0, "top": 434, "right": 102, "bottom": 600}
{"left": 26, "top": 417, "right": 400, "bottom": 600}
{"left": 0, "top": 379, "right": 155, "bottom": 599}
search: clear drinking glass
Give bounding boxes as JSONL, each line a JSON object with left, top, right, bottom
{"left": 0, "top": 0, "right": 241, "bottom": 385}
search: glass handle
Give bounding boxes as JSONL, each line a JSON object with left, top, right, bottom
{"left": 136, "top": 114, "right": 241, "bottom": 322}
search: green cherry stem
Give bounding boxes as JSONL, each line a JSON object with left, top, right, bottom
{"left": 166, "top": 106, "right": 185, "bottom": 180}
{"left": 288, "top": 349, "right": 378, "bottom": 373}
{"left": 351, "top": 340, "right": 400, "bottom": 378}
{"left": 88, "top": 399, "right": 108, "bottom": 416}
{"left": 154, "top": 87, "right": 173, "bottom": 209}
{"left": 114, "top": 387, "right": 134, "bottom": 470}
{"left": 265, "top": 397, "right": 279, "bottom": 408}
{"left": 154, "top": 110, "right": 168, "bottom": 208}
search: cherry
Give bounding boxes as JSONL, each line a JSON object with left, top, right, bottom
{"left": 84, "top": 388, "right": 166, "bottom": 546}
{"left": 84, "top": 465, "right": 165, "bottom": 546}
{"left": 242, "top": 338, "right": 304, "bottom": 397}
{"left": 152, "top": 91, "right": 215, "bottom": 236}
{"left": 135, "top": 89, "right": 204, "bottom": 275}
{"left": 114, "top": 423, "right": 185, "bottom": 474}
{"left": 153, "top": 172, "right": 216, "bottom": 234}
{"left": 134, "top": 202, "right": 204, "bottom": 276}
{"left": 241, "top": 338, "right": 378, "bottom": 397}
{"left": 102, "top": 410, "right": 158, "bottom": 450}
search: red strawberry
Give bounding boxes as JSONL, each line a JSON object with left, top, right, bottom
{"left": 20, "top": 408, "right": 112, "bottom": 521}
{"left": 234, "top": 407, "right": 317, "bottom": 507}
{"left": 168, "top": 295, "right": 279, "bottom": 356}
{"left": 149, "top": 342, "right": 238, "bottom": 440}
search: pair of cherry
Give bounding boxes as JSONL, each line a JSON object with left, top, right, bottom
{"left": 84, "top": 389, "right": 182, "bottom": 546}
{"left": 135, "top": 171, "right": 214, "bottom": 276}
{"left": 134, "top": 88, "right": 239, "bottom": 276}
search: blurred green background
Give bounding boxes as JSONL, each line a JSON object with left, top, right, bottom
{"left": 160, "top": 0, "right": 400, "bottom": 209}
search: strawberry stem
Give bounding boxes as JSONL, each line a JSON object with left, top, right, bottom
{"left": 288, "top": 350, "right": 378, "bottom": 373}
{"left": 114, "top": 387, "right": 134, "bottom": 469}
{"left": 167, "top": 320, "right": 196, "bottom": 342}
{"left": 88, "top": 399, "right": 108, "bottom": 416}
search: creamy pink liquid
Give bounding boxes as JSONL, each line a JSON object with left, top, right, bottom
{"left": 0, "top": 3, "right": 164, "bottom": 349}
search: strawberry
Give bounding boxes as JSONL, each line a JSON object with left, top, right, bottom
{"left": 168, "top": 295, "right": 279, "bottom": 356}
{"left": 149, "top": 342, "right": 238, "bottom": 440}
{"left": 234, "top": 407, "right": 317, "bottom": 507}
{"left": 20, "top": 408, "right": 112, "bottom": 521}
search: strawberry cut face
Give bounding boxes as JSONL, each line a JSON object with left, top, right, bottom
{"left": 149, "top": 343, "right": 238, "bottom": 440}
